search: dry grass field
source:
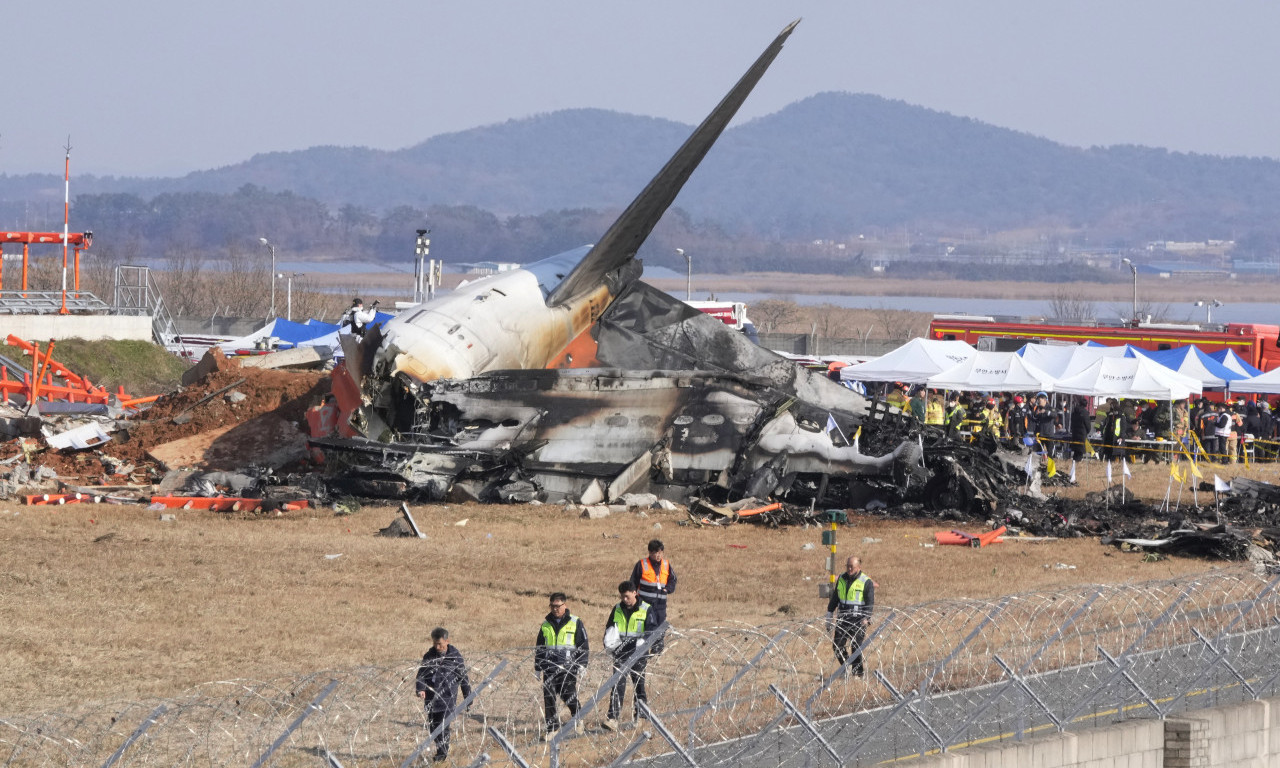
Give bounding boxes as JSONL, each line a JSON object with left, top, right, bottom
{"left": 6, "top": 454, "right": 1278, "bottom": 717}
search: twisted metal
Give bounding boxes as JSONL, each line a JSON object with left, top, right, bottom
{"left": 4, "top": 568, "right": 1280, "bottom": 767}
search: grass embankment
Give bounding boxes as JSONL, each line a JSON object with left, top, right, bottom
{"left": 7, "top": 452, "right": 1275, "bottom": 713}
{"left": 0, "top": 339, "right": 188, "bottom": 397}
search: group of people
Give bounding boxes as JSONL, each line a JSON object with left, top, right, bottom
{"left": 879, "top": 381, "right": 1280, "bottom": 465}
{"left": 413, "top": 540, "right": 676, "bottom": 761}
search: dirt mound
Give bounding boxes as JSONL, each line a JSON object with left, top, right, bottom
{"left": 110, "top": 349, "right": 329, "bottom": 465}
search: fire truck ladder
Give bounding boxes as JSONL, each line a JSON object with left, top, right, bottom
{"left": 113, "top": 265, "right": 184, "bottom": 353}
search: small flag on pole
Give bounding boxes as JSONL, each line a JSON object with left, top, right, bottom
{"left": 1045, "top": 456, "right": 1056, "bottom": 478}
{"left": 825, "top": 414, "right": 838, "bottom": 433}
{"left": 1214, "top": 474, "right": 1231, "bottom": 493}
{"left": 1024, "top": 453, "right": 1035, "bottom": 477}
{"left": 1106, "top": 461, "right": 1113, "bottom": 483}
{"left": 1169, "top": 464, "right": 1183, "bottom": 483}
{"left": 1122, "top": 459, "right": 1132, "bottom": 479}
{"left": 1069, "top": 460, "right": 1077, "bottom": 483}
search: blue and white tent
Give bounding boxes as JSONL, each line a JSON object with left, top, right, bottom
{"left": 1207, "top": 348, "right": 1264, "bottom": 378}
{"left": 1127, "top": 345, "right": 1247, "bottom": 390}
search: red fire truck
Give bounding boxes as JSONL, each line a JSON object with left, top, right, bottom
{"left": 687, "top": 300, "right": 759, "bottom": 343}
{"left": 927, "top": 315, "right": 1280, "bottom": 372}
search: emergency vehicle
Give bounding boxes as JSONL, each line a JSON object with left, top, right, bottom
{"left": 927, "top": 315, "right": 1280, "bottom": 372}
{"left": 687, "top": 300, "right": 760, "bottom": 343}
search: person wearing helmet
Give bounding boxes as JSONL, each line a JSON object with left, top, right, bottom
{"left": 1030, "top": 392, "right": 1055, "bottom": 450}
{"left": 886, "top": 382, "right": 909, "bottom": 411}
{"left": 1006, "top": 395, "right": 1030, "bottom": 448}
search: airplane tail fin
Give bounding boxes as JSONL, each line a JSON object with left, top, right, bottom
{"left": 546, "top": 19, "right": 800, "bottom": 307}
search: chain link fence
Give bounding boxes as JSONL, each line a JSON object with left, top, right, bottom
{"left": 5, "top": 568, "right": 1280, "bottom": 767}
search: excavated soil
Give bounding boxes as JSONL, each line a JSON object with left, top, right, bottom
{"left": 3, "top": 349, "right": 330, "bottom": 483}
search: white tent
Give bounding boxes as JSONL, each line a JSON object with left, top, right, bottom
{"left": 839, "top": 338, "right": 975, "bottom": 384}
{"left": 1053, "top": 356, "right": 1202, "bottom": 400}
{"left": 1016, "top": 343, "right": 1130, "bottom": 379}
{"left": 1224, "top": 366, "right": 1280, "bottom": 394}
{"left": 927, "top": 351, "right": 1057, "bottom": 392}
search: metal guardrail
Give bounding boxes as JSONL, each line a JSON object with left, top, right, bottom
{"left": 112, "top": 265, "right": 183, "bottom": 352}
{"left": 3, "top": 569, "right": 1279, "bottom": 767}
{"left": 0, "top": 290, "right": 111, "bottom": 314}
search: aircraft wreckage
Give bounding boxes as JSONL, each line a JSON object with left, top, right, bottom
{"left": 314, "top": 20, "right": 929, "bottom": 506}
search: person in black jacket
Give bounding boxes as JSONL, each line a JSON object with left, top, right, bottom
{"left": 416, "top": 627, "right": 472, "bottom": 763}
{"left": 535, "top": 592, "right": 590, "bottom": 737}
{"left": 602, "top": 581, "right": 660, "bottom": 731}
{"left": 1101, "top": 399, "right": 1128, "bottom": 462}
{"left": 1069, "top": 397, "right": 1091, "bottom": 462}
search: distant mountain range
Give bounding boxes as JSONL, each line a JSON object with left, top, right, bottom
{"left": 4, "top": 92, "right": 1280, "bottom": 246}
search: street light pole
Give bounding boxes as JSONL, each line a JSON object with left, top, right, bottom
{"left": 1121, "top": 257, "right": 1138, "bottom": 322}
{"left": 677, "top": 248, "right": 690, "bottom": 300}
{"left": 1193, "top": 299, "right": 1223, "bottom": 324}
{"left": 259, "top": 237, "right": 277, "bottom": 319}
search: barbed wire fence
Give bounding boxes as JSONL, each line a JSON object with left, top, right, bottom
{"left": 5, "top": 567, "right": 1280, "bottom": 767}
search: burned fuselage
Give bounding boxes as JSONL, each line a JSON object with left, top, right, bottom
{"left": 320, "top": 366, "right": 919, "bottom": 504}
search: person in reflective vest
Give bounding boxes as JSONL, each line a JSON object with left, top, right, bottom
{"left": 415, "top": 627, "right": 472, "bottom": 763}
{"left": 535, "top": 592, "right": 590, "bottom": 737}
{"left": 943, "top": 394, "right": 967, "bottom": 439}
{"left": 825, "top": 556, "right": 875, "bottom": 676}
{"left": 601, "top": 581, "right": 659, "bottom": 731}
{"left": 630, "top": 539, "right": 677, "bottom": 651}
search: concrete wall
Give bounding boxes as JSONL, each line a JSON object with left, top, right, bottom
{"left": 906, "top": 699, "right": 1277, "bottom": 768}
{"left": 2, "top": 314, "right": 152, "bottom": 342}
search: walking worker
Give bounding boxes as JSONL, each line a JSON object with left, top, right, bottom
{"left": 825, "top": 556, "right": 875, "bottom": 677}
{"left": 415, "top": 627, "right": 472, "bottom": 763}
{"left": 631, "top": 539, "right": 676, "bottom": 650}
{"left": 602, "top": 581, "right": 659, "bottom": 731}
{"left": 535, "top": 592, "right": 589, "bottom": 738}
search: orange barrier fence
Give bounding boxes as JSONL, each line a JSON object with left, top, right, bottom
{"left": 2, "top": 334, "right": 143, "bottom": 409}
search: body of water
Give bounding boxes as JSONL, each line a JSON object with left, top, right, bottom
{"left": 702, "top": 292, "right": 1280, "bottom": 326}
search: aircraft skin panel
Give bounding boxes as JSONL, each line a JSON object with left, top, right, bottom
{"left": 376, "top": 268, "right": 609, "bottom": 383}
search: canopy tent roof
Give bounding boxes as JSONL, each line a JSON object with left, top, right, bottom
{"left": 1223, "top": 366, "right": 1280, "bottom": 394}
{"left": 1207, "top": 348, "right": 1264, "bottom": 378}
{"left": 1052, "top": 355, "right": 1202, "bottom": 400}
{"left": 840, "top": 338, "right": 975, "bottom": 384}
{"left": 295, "top": 312, "right": 395, "bottom": 352}
{"left": 1017, "top": 343, "right": 1134, "bottom": 379}
{"left": 927, "top": 351, "right": 1056, "bottom": 392}
{"left": 1128, "top": 345, "right": 1247, "bottom": 390}
{"left": 218, "top": 313, "right": 393, "bottom": 353}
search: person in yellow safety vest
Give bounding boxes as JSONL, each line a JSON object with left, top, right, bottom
{"left": 601, "top": 581, "right": 660, "bottom": 731}
{"left": 925, "top": 393, "right": 944, "bottom": 426}
{"left": 943, "top": 394, "right": 967, "bottom": 439}
{"left": 825, "top": 556, "right": 875, "bottom": 676}
{"left": 535, "top": 592, "right": 590, "bottom": 738}
{"left": 885, "top": 382, "right": 909, "bottom": 411}
{"left": 983, "top": 399, "right": 1003, "bottom": 436}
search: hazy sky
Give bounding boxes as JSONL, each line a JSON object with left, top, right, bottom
{"left": 4, "top": 2, "right": 1278, "bottom": 177}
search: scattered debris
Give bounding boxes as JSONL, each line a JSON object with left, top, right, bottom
{"left": 44, "top": 422, "right": 112, "bottom": 451}
{"left": 934, "top": 527, "right": 1006, "bottom": 548}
